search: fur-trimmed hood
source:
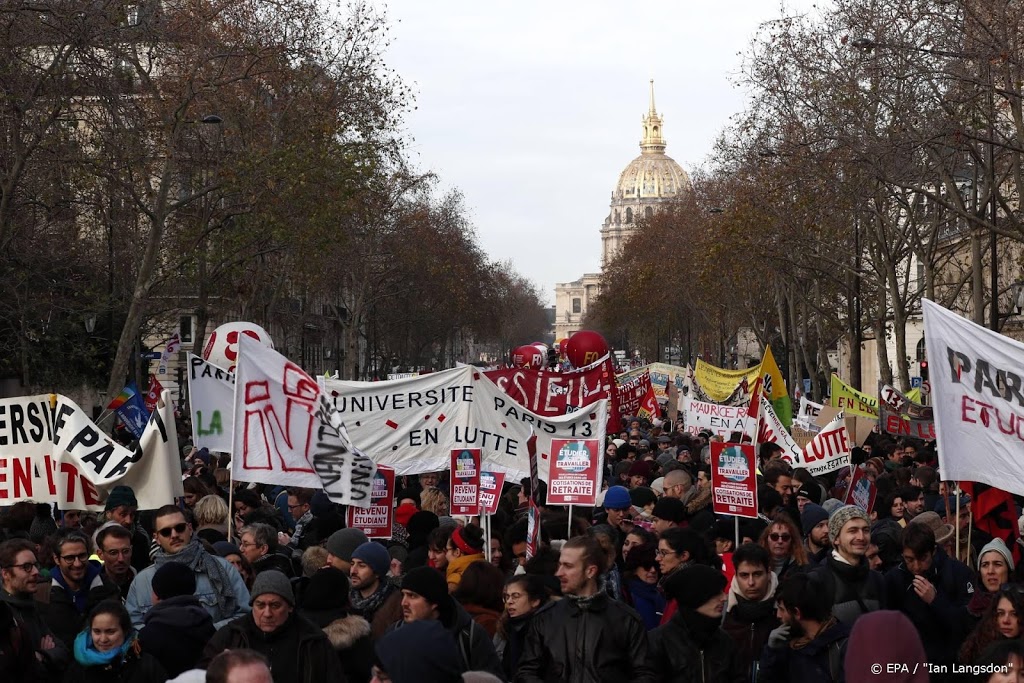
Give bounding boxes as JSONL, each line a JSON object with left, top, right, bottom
{"left": 322, "top": 613, "right": 372, "bottom": 650}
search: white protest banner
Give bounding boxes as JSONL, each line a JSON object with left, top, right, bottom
{"left": 757, "top": 395, "right": 803, "bottom": 464}
{"left": 682, "top": 398, "right": 748, "bottom": 437}
{"left": 0, "top": 391, "right": 182, "bottom": 510}
{"left": 795, "top": 396, "right": 823, "bottom": 432}
{"left": 800, "top": 411, "right": 851, "bottom": 476}
{"left": 923, "top": 299, "right": 1024, "bottom": 495}
{"left": 188, "top": 354, "right": 234, "bottom": 452}
{"left": 321, "top": 367, "right": 608, "bottom": 482}
{"left": 233, "top": 336, "right": 377, "bottom": 506}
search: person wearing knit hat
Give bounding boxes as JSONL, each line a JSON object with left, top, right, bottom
{"left": 325, "top": 527, "right": 369, "bottom": 572}
{"left": 374, "top": 620, "right": 464, "bottom": 683}
{"left": 882, "top": 519, "right": 975, "bottom": 673}
{"left": 807, "top": 504, "right": 885, "bottom": 626}
{"left": 978, "top": 538, "right": 1015, "bottom": 594}
{"left": 103, "top": 484, "right": 151, "bottom": 573}
{"left": 845, "top": 611, "right": 929, "bottom": 683}
{"left": 349, "top": 541, "right": 402, "bottom": 638}
{"left": 139, "top": 563, "right": 215, "bottom": 677}
{"left": 651, "top": 497, "right": 687, "bottom": 535}
{"left": 821, "top": 497, "right": 844, "bottom": 516}
{"left": 628, "top": 485, "right": 658, "bottom": 514}
{"left": 648, "top": 565, "right": 744, "bottom": 680}
{"left": 795, "top": 483, "right": 822, "bottom": 511}
{"left": 199, "top": 569, "right": 344, "bottom": 680}
{"left": 801, "top": 503, "right": 831, "bottom": 564}
{"left": 394, "top": 566, "right": 505, "bottom": 678}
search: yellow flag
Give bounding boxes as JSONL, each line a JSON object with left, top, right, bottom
{"left": 693, "top": 359, "right": 759, "bottom": 402}
{"left": 830, "top": 374, "right": 878, "bottom": 418}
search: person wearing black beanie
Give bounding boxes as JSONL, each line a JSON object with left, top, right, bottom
{"left": 647, "top": 564, "right": 745, "bottom": 682}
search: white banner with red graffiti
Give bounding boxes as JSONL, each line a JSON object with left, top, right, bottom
{"left": 923, "top": 299, "right": 1024, "bottom": 496}
{"left": 232, "top": 336, "right": 377, "bottom": 506}
{"left": 0, "top": 391, "right": 182, "bottom": 510}
{"left": 757, "top": 395, "right": 804, "bottom": 464}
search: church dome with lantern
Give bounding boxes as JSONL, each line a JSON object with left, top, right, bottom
{"left": 600, "top": 81, "right": 691, "bottom": 267}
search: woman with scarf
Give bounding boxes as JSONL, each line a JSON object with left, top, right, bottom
{"left": 621, "top": 542, "right": 666, "bottom": 630}
{"left": 62, "top": 600, "right": 167, "bottom": 683}
{"left": 758, "top": 514, "right": 808, "bottom": 581}
{"left": 495, "top": 574, "right": 551, "bottom": 680}
{"left": 444, "top": 524, "right": 486, "bottom": 592}
{"left": 968, "top": 538, "right": 1016, "bottom": 623}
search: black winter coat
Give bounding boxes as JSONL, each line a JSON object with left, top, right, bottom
{"left": 199, "top": 612, "right": 343, "bottom": 683}
{"left": 809, "top": 554, "right": 886, "bottom": 626}
{"left": 251, "top": 551, "right": 295, "bottom": 578}
{"left": 388, "top": 600, "right": 505, "bottom": 680}
{"left": 61, "top": 646, "right": 167, "bottom": 683}
{"left": 44, "top": 569, "right": 121, "bottom": 648}
{"left": 647, "top": 611, "right": 745, "bottom": 683}
{"left": 300, "top": 607, "right": 375, "bottom": 683}
{"left": 0, "top": 599, "right": 35, "bottom": 681}
{"left": 1, "top": 588, "right": 69, "bottom": 682}
{"left": 514, "top": 593, "right": 656, "bottom": 683}
{"left": 138, "top": 594, "right": 216, "bottom": 677}
{"left": 756, "top": 618, "right": 849, "bottom": 683}
{"left": 721, "top": 598, "right": 780, "bottom": 683}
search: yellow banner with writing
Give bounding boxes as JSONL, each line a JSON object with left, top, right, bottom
{"left": 693, "top": 359, "right": 760, "bottom": 403}
{"left": 830, "top": 374, "right": 878, "bottom": 418}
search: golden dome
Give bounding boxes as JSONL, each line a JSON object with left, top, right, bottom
{"left": 612, "top": 80, "right": 691, "bottom": 202}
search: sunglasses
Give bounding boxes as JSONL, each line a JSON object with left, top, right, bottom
{"left": 769, "top": 533, "right": 792, "bottom": 542}
{"left": 157, "top": 522, "right": 188, "bottom": 538}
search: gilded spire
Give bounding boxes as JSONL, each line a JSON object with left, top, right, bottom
{"left": 641, "top": 80, "right": 666, "bottom": 154}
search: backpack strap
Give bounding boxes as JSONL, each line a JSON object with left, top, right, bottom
{"left": 458, "top": 619, "right": 476, "bottom": 670}
{"left": 828, "top": 640, "right": 841, "bottom": 682}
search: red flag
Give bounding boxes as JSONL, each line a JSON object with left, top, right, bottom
{"left": 526, "top": 430, "right": 540, "bottom": 560}
{"left": 960, "top": 482, "right": 1022, "bottom": 565}
{"left": 145, "top": 375, "right": 164, "bottom": 413}
{"left": 638, "top": 383, "right": 659, "bottom": 421}
{"left": 747, "top": 375, "right": 763, "bottom": 420}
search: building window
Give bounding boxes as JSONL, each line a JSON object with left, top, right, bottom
{"left": 916, "top": 337, "right": 926, "bottom": 362}
{"left": 126, "top": 5, "right": 139, "bottom": 26}
{"left": 179, "top": 315, "right": 194, "bottom": 344}
{"left": 626, "top": 207, "right": 633, "bottom": 223}
{"left": 645, "top": 206, "right": 653, "bottom": 219}
{"left": 572, "top": 298, "right": 581, "bottom": 314}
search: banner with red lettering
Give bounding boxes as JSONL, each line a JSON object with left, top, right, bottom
{"left": 923, "top": 299, "right": 1024, "bottom": 495}
{"left": 800, "top": 412, "right": 851, "bottom": 476}
{"left": 683, "top": 398, "right": 749, "bottom": 437}
{"left": 547, "top": 439, "right": 600, "bottom": 505}
{"left": 617, "top": 371, "right": 657, "bottom": 421}
{"left": 711, "top": 442, "right": 758, "bottom": 518}
{"left": 346, "top": 465, "right": 395, "bottom": 538}
{"left": 878, "top": 383, "right": 936, "bottom": 440}
{"left": 485, "top": 356, "right": 618, "bottom": 431}
{"left": 450, "top": 448, "right": 482, "bottom": 515}
{"left": 479, "top": 470, "right": 506, "bottom": 515}
{"left": 0, "top": 392, "right": 182, "bottom": 510}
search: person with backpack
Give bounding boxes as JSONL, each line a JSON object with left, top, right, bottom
{"left": 389, "top": 566, "right": 504, "bottom": 680}
{"left": 758, "top": 573, "right": 850, "bottom": 683}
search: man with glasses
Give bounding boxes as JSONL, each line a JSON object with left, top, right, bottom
{"left": 280, "top": 487, "right": 315, "bottom": 550}
{"left": 43, "top": 529, "right": 120, "bottom": 647}
{"left": 103, "top": 485, "right": 153, "bottom": 572}
{"left": 0, "top": 538, "right": 68, "bottom": 679}
{"left": 126, "top": 504, "right": 250, "bottom": 629}
{"left": 95, "top": 522, "right": 136, "bottom": 599}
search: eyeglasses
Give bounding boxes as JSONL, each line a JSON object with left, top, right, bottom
{"left": 238, "top": 541, "right": 259, "bottom": 549}
{"left": 4, "top": 562, "right": 40, "bottom": 573}
{"left": 103, "top": 548, "right": 132, "bottom": 558}
{"left": 156, "top": 522, "right": 188, "bottom": 538}
{"left": 655, "top": 548, "right": 677, "bottom": 557}
{"left": 59, "top": 553, "right": 89, "bottom": 564}
{"left": 287, "top": 503, "right": 304, "bottom": 510}
{"left": 503, "top": 592, "right": 524, "bottom": 602}
{"left": 769, "top": 533, "right": 792, "bottom": 542}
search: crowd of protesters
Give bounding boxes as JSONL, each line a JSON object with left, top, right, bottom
{"left": 1, "top": 419, "right": 1023, "bottom": 683}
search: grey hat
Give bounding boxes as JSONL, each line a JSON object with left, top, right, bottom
{"left": 828, "top": 504, "right": 870, "bottom": 543}
{"left": 979, "top": 537, "right": 1015, "bottom": 571}
{"left": 249, "top": 569, "right": 294, "bottom": 606}
{"left": 909, "top": 511, "right": 954, "bottom": 545}
{"left": 326, "top": 528, "right": 369, "bottom": 563}
{"left": 821, "top": 498, "right": 844, "bottom": 516}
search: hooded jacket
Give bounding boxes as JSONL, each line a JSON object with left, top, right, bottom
{"left": 300, "top": 605, "right": 375, "bottom": 683}
{"left": 721, "top": 572, "right": 780, "bottom": 683}
{"left": 198, "top": 611, "right": 344, "bottom": 683}
{"left": 757, "top": 617, "right": 850, "bottom": 683}
{"left": 882, "top": 547, "right": 973, "bottom": 669}
{"left": 137, "top": 594, "right": 216, "bottom": 677}
{"left": 252, "top": 551, "right": 295, "bottom": 578}
{"left": 647, "top": 608, "right": 745, "bottom": 683}
{"left": 515, "top": 591, "right": 657, "bottom": 683}
{"left": 44, "top": 563, "right": 122, "bottom": 648}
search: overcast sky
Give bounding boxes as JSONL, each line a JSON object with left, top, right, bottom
{"left": 376, "top": 1, "right": 821, "bottom": 305}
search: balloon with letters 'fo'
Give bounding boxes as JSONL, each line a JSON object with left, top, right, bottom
{"left": 203, "top": 322, "right": 274, "bottom": 372}
{"left": 565, "top": 330, "right": 609, "bottom": 369}
{"left": 511, "top": 345, "right": 545, "bottom": 369}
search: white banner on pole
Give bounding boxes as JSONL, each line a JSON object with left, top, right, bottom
{"left": 923, "top": 299, "right": 1024, "bottom": 495}
{"left": 799, "top": 411, "right": 851, "bottom": 476}
{"left": 757, "top": 395, "right": 803, "bottom": 464}
{"left": 232, "top": 336, "right": 377, "bottom": 506}
{"left": 0, "top": 391, "right": 182, "bottom": 509}
{"left": 795, "top": 396, "right": 824, "bottom": 432}
{"left": 188, "top": 354, "right": 234, "bottom": 452}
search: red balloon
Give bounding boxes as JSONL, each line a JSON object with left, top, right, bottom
{"left": 511, "top": 344, "right": 545, "bottom": 369}
{"left": 558, "top": 338, "right": 570, "bottom": 357}
{"left": 565, "top": 330, "right": 609, "bottom": 368}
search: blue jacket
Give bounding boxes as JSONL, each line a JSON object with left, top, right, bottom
{"left": 125, "top": 555, "right": 250, "bottom": 629}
